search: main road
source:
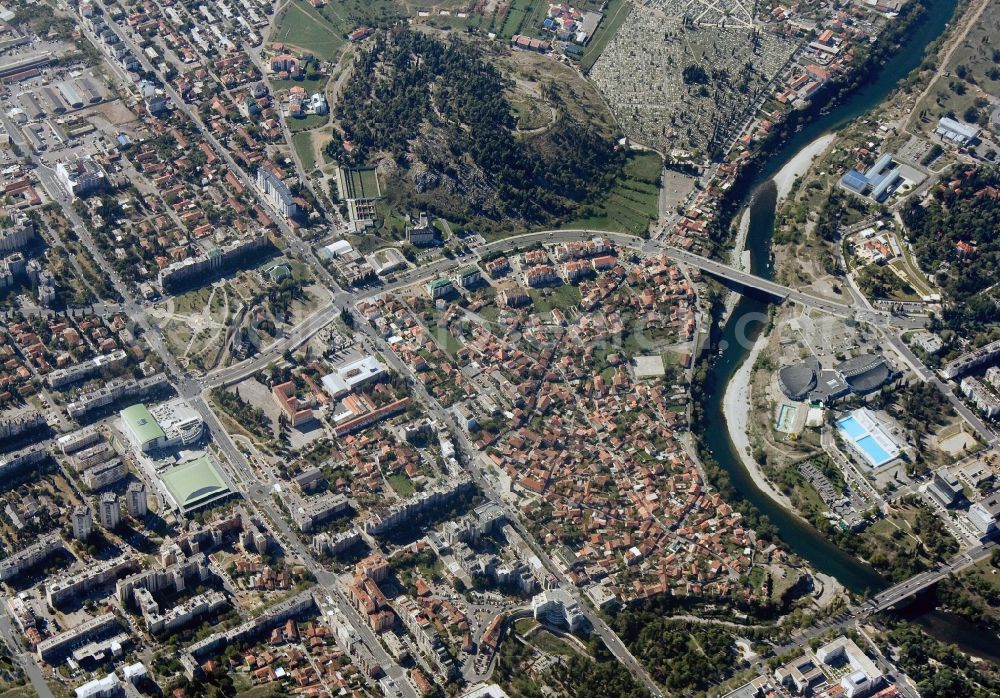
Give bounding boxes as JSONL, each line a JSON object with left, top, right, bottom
{"left": 774, "top": 540, "right": 996, "bottom": 656}
{"left": 346, "top": 311, "right": 667, "bottom": 698}
{"left": 195, "top": 227, "right": 930, "bottom": 398}
{"left": 884, "top": 333, "right": 998, "bottom": 447}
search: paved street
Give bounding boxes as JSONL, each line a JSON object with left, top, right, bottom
{"left": 0, "top": 604, "right": 53, "bottom": 698}
{"left": 885, "top": 333, "right": 998, "bottom": 447}
{"left": 7, "top": 9, "right": 993, "bottom": 693}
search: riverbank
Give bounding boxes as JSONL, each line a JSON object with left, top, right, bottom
{"left": 696, "top": 0, "right": 958, "bottom": 596}
{"left": 772, "top": 132, "right": 837, "bottom": 202}
{"left": 721, "top": 332, "right": 799, "bottom": 514}
{"left": 721, "top": 208, "right": 753, "bottom": 322}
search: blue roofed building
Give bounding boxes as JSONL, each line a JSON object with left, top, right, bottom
{"left": 840, "top": 153, "right": 901, "bottom": 202}
{"left": 841, "top": 169, "right": 868, "bottom": 194}
{"left": 870, "top": 166, "right": 901, "bottom": 202}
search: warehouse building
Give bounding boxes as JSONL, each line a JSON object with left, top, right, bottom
{"left": 935, "top": 116, "right": 979, "bottom": 146}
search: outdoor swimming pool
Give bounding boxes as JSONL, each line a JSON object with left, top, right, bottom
{"left": 775, "top": 404, "right": 797, "bottom": 432}
{"left": 836, "top": 409, "right": 901, "bottom": 468}
{"left": 837, "top": 416, "right": 866, "bottom": 439}
{"left": 856, "top": 435, "right": 892, "bottom": 465}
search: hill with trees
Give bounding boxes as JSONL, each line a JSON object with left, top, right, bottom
{"left": 329, "top": 28, "right": 626, "bottom": 234}
{"left": 902, "top": 165, "right": 1000, "bottom": 334}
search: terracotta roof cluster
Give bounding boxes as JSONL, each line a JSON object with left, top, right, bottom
{"left": 392, "top": 255, "right": 760, "bottom": 602}
{"left": 0, "top": 313, "right": 135, "bottom": 404}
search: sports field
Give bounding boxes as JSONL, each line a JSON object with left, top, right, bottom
{"left": 342, "top": 167, "right": 381, "bottom": 199}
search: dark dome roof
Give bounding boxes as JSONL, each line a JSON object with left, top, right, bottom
{"left": 838, "top": 354, "right": 892, "bottom": 393}
{"left": 778, "top": 363, "right": 817, "bottom": 400}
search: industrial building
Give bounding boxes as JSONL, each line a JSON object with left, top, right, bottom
{"left": 58, "top": 81, "right": 85, "bottom": 109}
{"left": 935, "top": 116, "right": 979, "bottom": 145}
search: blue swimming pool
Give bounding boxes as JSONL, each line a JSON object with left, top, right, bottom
{"left": 856, "top": 435, "right": 892, "bottom": 466}
{"left": 837, "top": 416, "right": 866, "bottom": 440}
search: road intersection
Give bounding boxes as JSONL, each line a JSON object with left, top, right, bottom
{"left": 6, "top": 17, "right": 993, "bottom": 689}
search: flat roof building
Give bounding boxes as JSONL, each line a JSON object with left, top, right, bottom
{"left": 840, "top": 153, "right": 901, "bottom": 202}
{"left": 969, "top": 494, "right": 1000, "bottom": 539}
{"left": 942, "top": 339, "right": 1000, "bottom": 380}
{"left": 936, "top": 116, "right": 979, "bottom": 145}
{"left": 56, "top": 157, "right": 106, "bottom": 198}
{"left": 255, "top": 167, "right": 297, "bottom": 217}
{"left": 530, "top": 588, "right": 585, "bottom": 633}
{"left": 427, "top": 277, "right": 453, "bottom": 299}
{"left": 321, "top": 356, "right": 387, "bottom": 398}
{"left": 119, "top": 401, "right": 203, "bottom": 453}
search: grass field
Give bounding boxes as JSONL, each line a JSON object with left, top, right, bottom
{"left": 580, "top": 0, "right": 631, "bottom": 73}
{"left": 271, "top": 2, "right": 345, "bottom": 60}
{"left": 911, "top": 0, "right": 1000, "bottom": 136}
{"left": 531, "top": 629, "right": 579, "bottom": 657}
{"left": 497, "top": 0, "right": 535, "bottom": 39}
{"left": 387, "top": 473, "right": 416, "bottom": 497}
{"left": 273, "top": 0, "right": 404, "bottom": 60}
{"left": 343, "top": 166, "right": 381, "bottom": 199}
{"left": 288, "top": 113, "right": 328, "bottom": 133}
{"left": 268, "top": 74, "right": 326, "bottom": 93}
{"left": 561, "top": 152, "right": 662, "bottom": 236}
{"left": 292, "top": 131, "right": 316, "bottom": 172}
{"left": 529, "top": 284, "right": 581, "bottom": 315}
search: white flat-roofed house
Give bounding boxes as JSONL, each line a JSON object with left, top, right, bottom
{"left": 320, "top": 357, "right": 388, "bottom": 399}
{"left": 968, "top": 494, "right": 1000, "bottom": 539}
{"left": 936, "top": 116, "right": 980, "bottom": 145}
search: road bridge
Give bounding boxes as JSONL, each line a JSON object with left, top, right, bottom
{"left": 862, "top": 542, "right": 995, "bottom": 615}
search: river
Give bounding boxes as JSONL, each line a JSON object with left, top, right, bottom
{"left": 700, "top": 0, "right": 960, "bottom": 593}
